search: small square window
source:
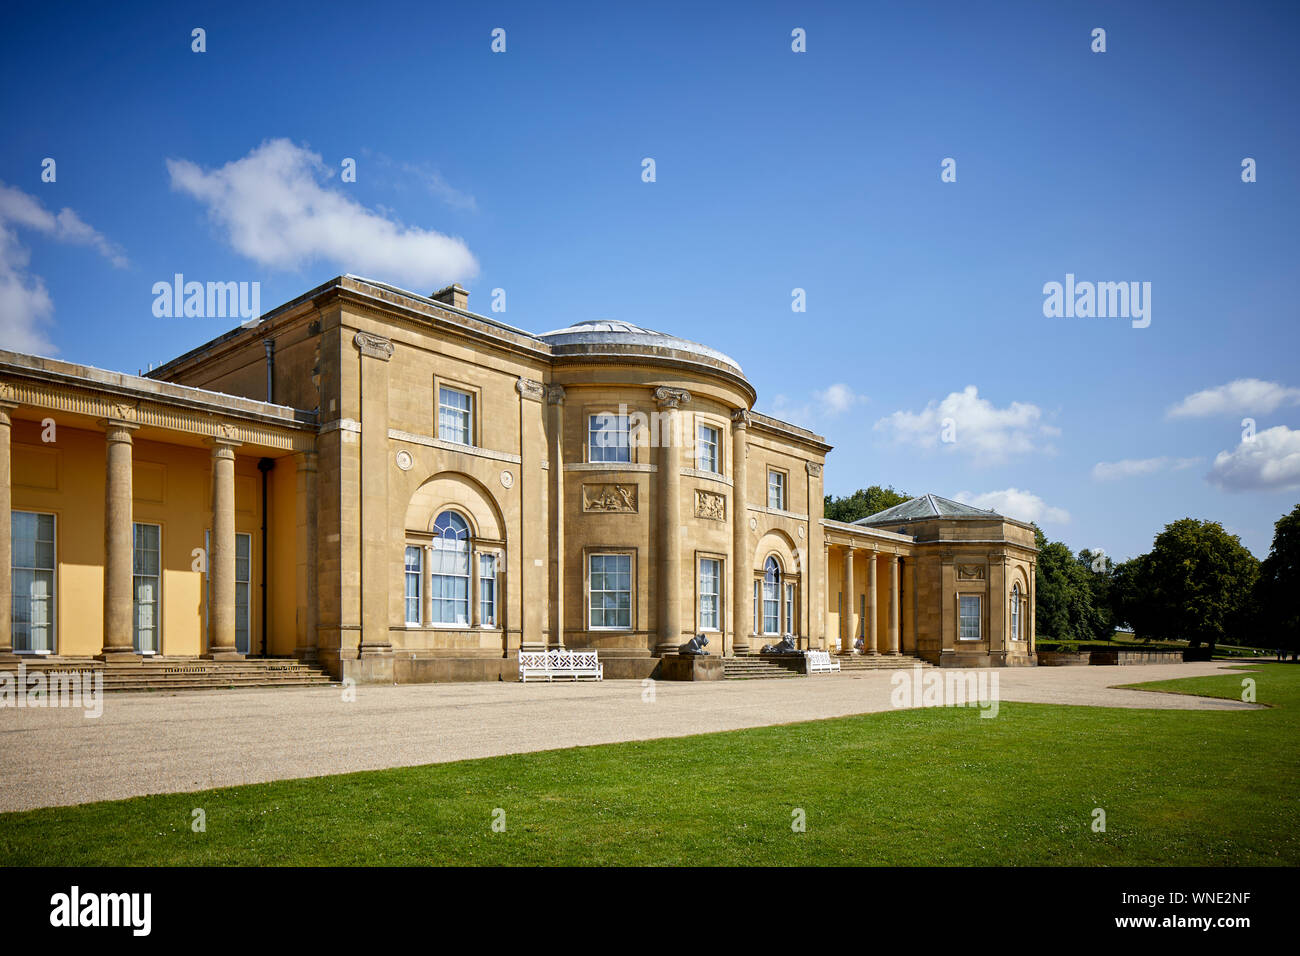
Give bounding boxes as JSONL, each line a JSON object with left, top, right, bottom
{"left": 589, "top": 414, "right": 631, "bottom": 463}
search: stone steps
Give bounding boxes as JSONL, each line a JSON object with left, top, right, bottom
{"left": 833, "top": 654, "right": 935, "bottom": 671}
{"left": 13, "top": 658, "right": 335, "bottom": 692}
{"left": 722, "top": 657, "right": 803, "bottom": 680}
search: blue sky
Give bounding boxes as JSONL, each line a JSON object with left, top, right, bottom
{"left": 2, "top": 0, "right": 1298, "bottom": 561}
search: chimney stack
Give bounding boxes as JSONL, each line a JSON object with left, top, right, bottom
{"left": 431, "top": 283, "right": 469, "bottom": 310}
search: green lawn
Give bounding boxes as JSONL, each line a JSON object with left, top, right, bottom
{"left": 1, "top": 664, "right": 1296, "bottom": 866}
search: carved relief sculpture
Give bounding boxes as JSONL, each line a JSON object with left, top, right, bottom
{"left": 695, "top": 489, "right": 726, "bottom": 521}
{"left": 583, "top": 483, "right": 638, "bottom": 513}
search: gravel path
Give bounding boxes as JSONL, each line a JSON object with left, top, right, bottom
{"left": 0, "top": 660, "right": 1265, "bottom": 812}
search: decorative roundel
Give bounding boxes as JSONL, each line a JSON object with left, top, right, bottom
{"left": 798, "top": 526, "right": 806, "bottom": 539}
{"left": 749, "top": 516, "right": 758, "bottom": 531}
{"left": 395, "top": 450, "right": 414, "bottom": 471}
{"left": 500, "top": 469, "right": 515, "bottom": 489}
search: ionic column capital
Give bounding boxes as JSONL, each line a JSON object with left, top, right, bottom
{"left": 354, "top": 330, "right": 394, "bottom": 361}
{"left": 546, "top": 385, "right": 567, "bottom": 405}
{"left": 655, "top": 386, "right": 692, "bottom": 409}
{"left": 516, "top": 378, "right": 546, "bottom": 402}
{"left": 0, "top": 400, "right": 18, "bottom": 427}
{"left": 730, "top": 408, "right": 751, "bottom": 428}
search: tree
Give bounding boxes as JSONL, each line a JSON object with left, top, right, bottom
{"left": 824, "top": 485, "right": 910, "bottom": 523}
{"left": 1032, "top": 527, "right": 1114, "bottom": 643}
{"left": 1118, "top": 518, "right": 1259, "bottom": 652}
{"left": 1255, "top": 503, "right": 1300, "bottom": 655}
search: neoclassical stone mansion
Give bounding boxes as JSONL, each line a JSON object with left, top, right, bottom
{"left": 0, "top": 276, "right": 1037, "bottom": 682}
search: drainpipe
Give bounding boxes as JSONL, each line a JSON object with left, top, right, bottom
{"left": 257, "top": 458, "right": 274, "bottom": 656}
{"left": 263, "top": 338, "right": 276, "bottom": 403}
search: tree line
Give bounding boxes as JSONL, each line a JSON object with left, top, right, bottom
{"left": 825, "top": 488, "right": 1300, "bottom": 654}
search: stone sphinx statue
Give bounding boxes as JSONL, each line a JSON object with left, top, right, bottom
{"left": 677, "top": 633, "right": 710, "bottom": 656}
{"left": 760, "top": 634, "right": 798, "bottom": 655}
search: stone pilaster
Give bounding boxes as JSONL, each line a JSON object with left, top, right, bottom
{"left": 98, "top": 420, "right": 141, "bottom": 662}
{"left": 355, "top": 332, "right": 393, "bottom": 671}
{"left": 865, "top": 549, "right": 878, "bottom": 655}
{"left": 517, "top": 378, "right": 547, "bottom": 651}
{"left": 654, "top": 387, "right": 691, "bottom": 655}
{"left": 730, "top": 409, "right": 750, "bottom": 654}
{"left": 0, "top": 400, "right": 17, "bottom": 660}
{"left": 204, "top": 437, "right": 243, "bottom": 660}
{"left": 546, "top": 385, "right": 566, "bottom": 648}
{"left": 294, "top": 450, "right": 319, "bottom": 661}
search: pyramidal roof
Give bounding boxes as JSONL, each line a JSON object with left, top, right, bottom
{"left": 853, "top": 494, "right": 1002, "bottom": 525}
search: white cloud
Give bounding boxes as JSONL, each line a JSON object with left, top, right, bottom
{"left": 0, "top": 183, "right": 127, "bottom": 355}
{"left": 1091, "top": 456, "right": 1201, "bottom": 481}
{"left": 1207, "top": 425, "right": 1300, "bottom": 492}
{"left": 1167, "top": 379, "right": 1300, "bottom": 419}
{"left": 812, "top": 383, "right": 866, "bottom": 415}
{"left": 954, "top": 488, "right": 1071, "bottom": 525}
{"left": 167, "top": 139, "right": 478, "bottom": 290}
{"left": 874, "top": 385, "right": 1058, "bottom": 464}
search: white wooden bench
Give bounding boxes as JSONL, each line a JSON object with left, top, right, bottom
{"left": 518, "top": 648, "right": 603, "bottom": 682}
{"left": 806, "top": 650, "right": 841, "bottom": 674}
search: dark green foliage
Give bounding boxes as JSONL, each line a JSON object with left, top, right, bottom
{"left": 823, "top": 485, "right": 910, "bottom": 523}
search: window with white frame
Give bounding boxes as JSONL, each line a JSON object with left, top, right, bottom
{"left": 429, "top": 511, "right": 471, "bottom": 625}
{"left": 479, "top": 552, "right": 497, "bottom": 627}
{"left": 133, "top": 522, "right": 161, "bottom": 654}
{"left": 203, "top": 530, "right": 252, "bottom": 653}
{"left": 588, "top": 413, "right": 631, "bottom": 463}
{"left": 697, "top": 423, "right": 720, "bottom": 473}
{"left": 959, "top": 595, "right": 982, "bottom": 641}
{"left": 11, "top": 511, "right": 55, "bottom": 653}
{"left": 753, "top": 580, "right": 760, "bottom": 635}
{"left": 1010, "top": 583, "right": 1021, "bottom": 641}
{"left": 784, "top": 581, "right": 795, "bottom": 635}
{"left": 589, "top": 553, "right": 632, "bottom": 629}
{"left": 438, "top": 386, "right": 473, "bottom": 445}
{"left": 698, "top": 557, "right": 721, "bottom": 631}
{"left": 235, "top": 533, "right": 251, "bottom": 654}
{"left": 762, "top": 557, "right": 781, "bottom": 634}
{"left": 404, "top": 546, "right": 423, "bottom": 625}
{"left": 767, "top": 469, "right": 786, "bottom": 510}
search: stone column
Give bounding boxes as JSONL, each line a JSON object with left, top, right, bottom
{"left": 98, "top": 420, "right": 141, "bottom": 662}
{"left": 294, "top": 450, "right": 319, "bottom": 661}
{"left": 546, "top": 385, "right": 566, "bottom": 648}
{"left": 839, "top": 546, "right": 855, "bottom": 654}
{"left": 888, "top": 555, "right": 900, "bottom": 654}
{"left": 204, "top": 437, "right": 243, "bottom": 660}
{"left": 865, "top": 549, "right": 878, "bottom": 655}
{"left": 654, "top": 387, "right": 691, "bottom": 656}
{"left": 0, "top": 399, "right": 17, "bottom": 660}
{"left": 730, "top": 409, "right": 750, "bottom": 655}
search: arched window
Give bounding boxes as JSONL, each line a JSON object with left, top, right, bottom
{"left": 430, "top": 511, "right": 471, "bottom": 625}
{"left": 1010, "top": 583, "right": 1021, "bottom": 641}
{"left": 762, "top": 557, "right": 781, "bottom": 634}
